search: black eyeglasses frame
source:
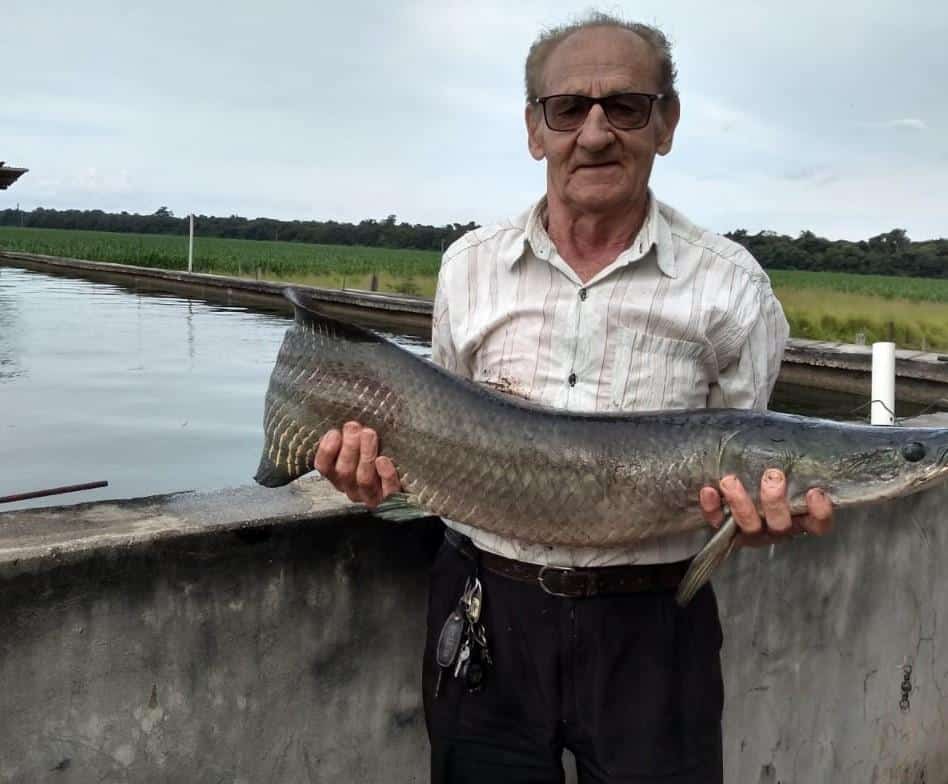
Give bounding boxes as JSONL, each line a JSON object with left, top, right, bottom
{"left": 533, "top": 92, "right": 666, "bottom": 132}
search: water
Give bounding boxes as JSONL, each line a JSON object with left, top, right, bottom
{"left": 0, "top": 264, "right": 904, "bottom": 513}
{"left": 1, "top": 266, "right": 294, "bottom": 511}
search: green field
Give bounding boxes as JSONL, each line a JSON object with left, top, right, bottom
{"left": 0, "top": 226, "right": 442, "bottom": 296}
{"left": 2, "top": 226, "right": 947, "bottom": 349}
{"left": 768, "top": 269, "right": 948, "bottom": 304}
{"left": 769, "top": 271, "right": 948, "bottom": 350}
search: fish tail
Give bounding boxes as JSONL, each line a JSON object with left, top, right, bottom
{"left": 254, "top": 455, "right": 295, "bottom": 487}
{"left": 285, "top": 286, "right": 386, "bottom": 344}
{"left": 254, "top": 287, "right": 400, "bottom": 489}
{"left": 675, "top": 511, "right": 739, "bottom": 607}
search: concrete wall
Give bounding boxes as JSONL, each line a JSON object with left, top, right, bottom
{"left": 718, "top": 477, "right": 948, "bottom": 784}
{"left": 0, "top": 500, "right": 442, "bottom": 783}
{"left": 3, "top": 469, "right": 948, "bottom": 782}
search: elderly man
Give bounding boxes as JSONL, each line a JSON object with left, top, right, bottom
{"left": 316, "top": 13, "right": 833, "bottom": 783}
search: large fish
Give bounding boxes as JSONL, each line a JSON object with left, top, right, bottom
{"left": 255, "top": 287, "right": 948, "bottom": 604}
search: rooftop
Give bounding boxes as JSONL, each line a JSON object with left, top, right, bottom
{"left": 0, "top": 162, "right": 28, "bottom": 189}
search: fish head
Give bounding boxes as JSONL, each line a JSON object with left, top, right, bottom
{"left": 722, "top": 418, "right": 948, "bottom": 512}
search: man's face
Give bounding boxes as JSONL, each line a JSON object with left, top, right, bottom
{"left": 526, "top": 27, "right": 679, "bottom": 217}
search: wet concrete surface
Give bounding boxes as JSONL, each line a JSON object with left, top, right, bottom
{"left": 0, "top": 477, "right": 367, "bottom": 578}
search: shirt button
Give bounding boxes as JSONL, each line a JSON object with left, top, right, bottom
{"left": 568, "top": 372, "right": 577, "bottom": 387}
{"left": 579, "top": 288, "right": 587, "bottom": 301}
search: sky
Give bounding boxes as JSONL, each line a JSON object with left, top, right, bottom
{"left": 2, "top": 0, "right": 947, "bottom": 240}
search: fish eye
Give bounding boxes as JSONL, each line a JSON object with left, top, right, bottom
{"left": 901, "top": 442, "right": 926, "bottom": 462}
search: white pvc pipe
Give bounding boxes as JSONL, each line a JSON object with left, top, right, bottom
{"left": 871, "top": 342, "right": 896, "bottom": 425}
{"left": 188, "top": 214, "right": 194, "bottom": 273}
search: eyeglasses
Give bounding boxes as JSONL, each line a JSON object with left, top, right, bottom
{"left": 534, "top": 92, "right": 664, "bottom": 132}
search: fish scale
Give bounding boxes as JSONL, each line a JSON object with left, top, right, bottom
{"left": 256, "top": 288, "right": 948, "bottom": 598}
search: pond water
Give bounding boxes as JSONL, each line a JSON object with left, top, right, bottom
{"left": 0, "top": 264, "right": 903, "bottom": 513}
{"left": 1, "top": 266, "right": 295, "bottom": 510}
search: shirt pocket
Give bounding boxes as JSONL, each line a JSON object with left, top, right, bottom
{"left": 609, "top": 328, "right": 717, "bottom": 411}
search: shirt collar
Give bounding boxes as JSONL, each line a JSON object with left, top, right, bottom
{"left": 510, "top": 192, "right": 678, "bottom": 279}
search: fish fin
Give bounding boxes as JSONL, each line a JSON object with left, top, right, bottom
{"left": 675, "top": 511, "right": 740, "bottom": 607}
{"left": 369, "top": 493, "right": 431, "bottom": 523}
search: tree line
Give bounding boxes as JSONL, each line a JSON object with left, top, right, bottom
{"left": 0, "top": 206, "right": 478, "bottom": 253}
{"left": 1, "top": 207, "right": 946, "bottom": 278}
{"left": 726, "top": 228, "right": 948, "bottom": 279}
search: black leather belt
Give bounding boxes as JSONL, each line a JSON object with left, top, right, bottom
{"left": 444, "top": 528, "right": 690, "bottom": 598}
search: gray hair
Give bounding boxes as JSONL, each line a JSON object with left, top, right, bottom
{"left": 524, "top": 12, "right": 678, "bottom": 103}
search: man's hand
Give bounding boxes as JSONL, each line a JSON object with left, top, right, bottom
{"left": 698, "top": 469, "right": 833, "bottom": 547}
{"left": 314, "top": 421, "right": 402, "bottom": 508}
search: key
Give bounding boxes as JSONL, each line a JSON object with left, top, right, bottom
{"left": 433, "top": 579, "right": 477, "bottom": 699}
{"left": 454, "top": 640, "right": 471, "bottom": 678}
{"left": 434, "top": 600, "right": 469, "bottom": 699}
{"left": 470, "top": 622, "right": 489, "bottom": 656}
{"left": 465, "top": 578, "right": 483, "bottom": 625}
{"left": 436, "top": 607, "right": 467, "bottom": 670}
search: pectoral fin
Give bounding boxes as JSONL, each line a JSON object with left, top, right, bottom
{"left": 369, "top": 492, "right": 431, "bottom": 523}
{"left": 675, "top": 511, "right": 739, "bottom": 607}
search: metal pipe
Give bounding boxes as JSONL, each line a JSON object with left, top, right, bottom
{"left": 0, "top": 480, "right": 109, "bottom": 504}
{"left": 871, "top": 342, "right": 896, "bottom": 425}
{"left": 188, "top": 214, "right": 194, "bottom": 273}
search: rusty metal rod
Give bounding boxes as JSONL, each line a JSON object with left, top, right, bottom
{"left": 0, "top": 480, "right": 108, "bottom": 504}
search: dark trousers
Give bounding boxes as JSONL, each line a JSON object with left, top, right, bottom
{"left": 423, "top": 538, "right": 724, "bottom": 784}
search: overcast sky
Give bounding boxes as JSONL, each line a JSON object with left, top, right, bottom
{"left": 3, "top": 0, "right": 946, "bottom": 240}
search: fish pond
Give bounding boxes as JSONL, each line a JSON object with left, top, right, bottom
{"left": 0, "top": 263, "right": 921, "bottom": 513}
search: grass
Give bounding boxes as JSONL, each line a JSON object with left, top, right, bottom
{"left": 246, "top": 270, "right": 439, "bottom": 298}
{"left": 2, "top": 227, "right": 947, "bottom": 349}
{"left": 770, "top": 271, "right": 948, "bottom": 351}
{"left": 768, "top": 269, "right": 948, "bottom": 304}
{"left": 0, "top": 226, "right": 441, "bottom": 290}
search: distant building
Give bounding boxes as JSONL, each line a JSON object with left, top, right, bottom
{"left": 0, "top": 163, "right": 28, "bottom": 190}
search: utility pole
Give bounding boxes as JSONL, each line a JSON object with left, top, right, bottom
{"left": 188, "top": 214, "right": 195, "bottom": 273}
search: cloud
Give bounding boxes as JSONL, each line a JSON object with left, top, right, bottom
{"left": 3, "top": 0, "right": 947, "bottom": 239}
{"left": 858, "top": 118, "right": 929, "bottom": 132}
{"left": 71, "top": 167, "right": 132, "bottom": 194}
{"left": 884, "top": 118, "right": 929, "bottom": 131}
{"left": 656, "top": 156, "right": 948, "bottom": 241}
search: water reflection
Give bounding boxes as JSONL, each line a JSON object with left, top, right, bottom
{"left": 0, "top": 265, "right": 293, "bottom": 511}
{"left": 186, "top": 300, "right": 196, "bottom": 365}
{"left": 0, "top": 267, "right": 25, "bottom": 382}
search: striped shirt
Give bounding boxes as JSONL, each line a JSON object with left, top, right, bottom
{"left": 432, "top": 193, "right": 789, "bottom": 566}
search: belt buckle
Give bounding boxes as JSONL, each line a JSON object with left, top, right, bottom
{"left": 537, "top": 565, "right": 589, "bottom": 598}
